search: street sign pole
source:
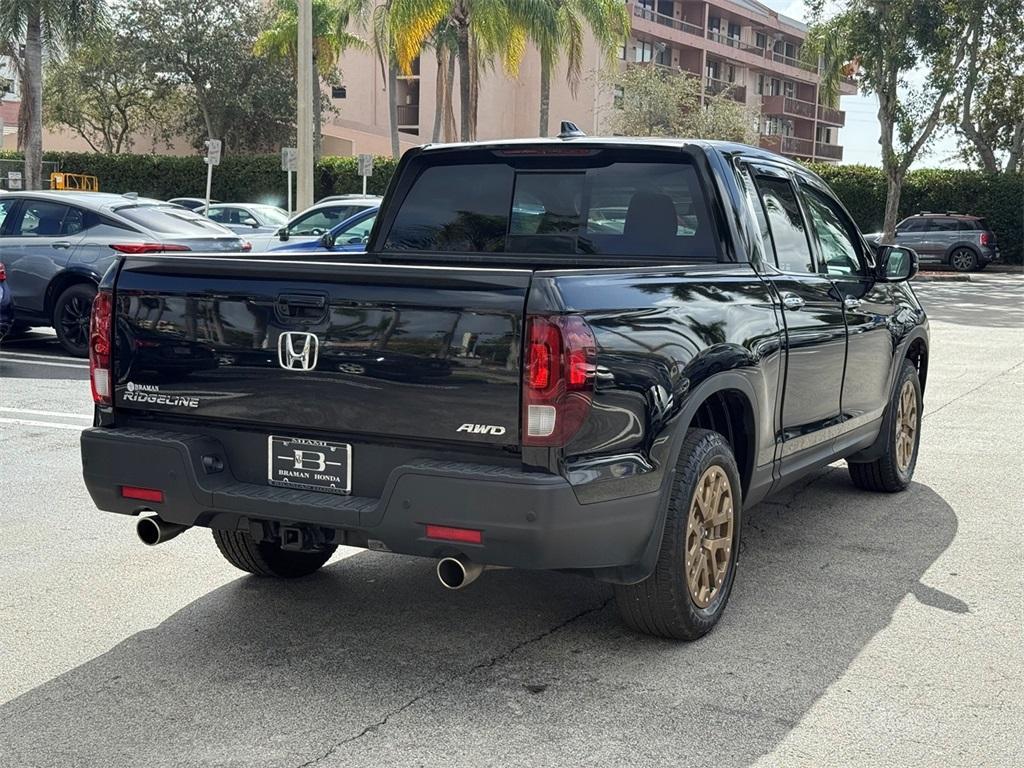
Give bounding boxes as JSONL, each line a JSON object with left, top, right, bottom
{"left": 357, "top": 153, "right": 373, "bottom": 196}
{"left": 282, "top": 147, "right": 298, "bottom": 214}
{"left": 287, "top": 171, "right": 293, "bottom": 214}
{"left": 204, "top": 139, "right": 222, "bottom": 214}
{"left": 296, "top": 0, "right": 314, "bottom": 210}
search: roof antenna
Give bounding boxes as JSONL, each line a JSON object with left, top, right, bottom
{"left": 558, "top": 121, "right": 587, "bottom": 139}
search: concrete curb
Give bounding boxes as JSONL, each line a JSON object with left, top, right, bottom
{"left": 914, "top": 273, "right": 973, "bottom": 283}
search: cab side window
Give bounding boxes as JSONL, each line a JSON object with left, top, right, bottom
{"left": 12, "top": 200, "right": 85, "bottom": 237}
{"left": 800, "top": 185, "right": 864, "bottom": 277}
{"left": 751, "top": 169, "right": 815, "bottom": 273}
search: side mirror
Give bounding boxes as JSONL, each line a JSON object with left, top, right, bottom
{"left": 243, "top": 219, "right": 259, "bottom": 228}
{"left": 278, "top": 227, "right": 289, "bottom": 241}
{"left": 319, "top": 232, "right": 335, "bottom": 248}
{"left": 875, "top": 245, "right": 918, "bottom": 282}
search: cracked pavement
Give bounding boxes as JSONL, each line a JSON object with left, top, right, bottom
{"left": 1, "top": 273, "right": 1022, "bottom": 767}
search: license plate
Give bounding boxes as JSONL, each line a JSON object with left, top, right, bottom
{"left": 267, "top": 436, "right": 351, "bottom": 495}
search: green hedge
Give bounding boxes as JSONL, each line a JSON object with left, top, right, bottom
{"left": 0, "top": 151, "right": 400, "bottom": 205}
{"left": 808, "top": 164, "right": 1023, "bottom": 264}
{"left": 3, "top": 151, "right": 1020, "bottom": 262}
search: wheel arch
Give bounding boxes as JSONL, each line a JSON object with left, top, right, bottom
{"left": 45, "top": 268, "right": 101, "bottom": 318}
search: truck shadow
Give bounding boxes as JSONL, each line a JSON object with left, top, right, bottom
{"left": 0, "top": 472, "right": 959, "bottom": 768}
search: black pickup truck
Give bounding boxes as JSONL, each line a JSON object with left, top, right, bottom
{"left": 81, "top": 137, "right": 928, "bottom": 640}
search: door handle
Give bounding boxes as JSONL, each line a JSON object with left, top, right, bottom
{"left": 843, "top": 296, "right": 862, "bottom": 310}
{"left": 51, "top": 241, "right": 72, "bottom": 250}
{"left": 781, "top": 292, "right": 805, "bottom": 311}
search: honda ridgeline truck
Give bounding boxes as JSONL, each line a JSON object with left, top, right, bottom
{"left": 81, "top": 135, "right": 929, "bottom": 640}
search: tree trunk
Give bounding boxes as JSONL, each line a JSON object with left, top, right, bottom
{"left": 456, "top": 26, "right": 471, "bottom": 141}
{"left": 539, "top": 55, "right": 551, "bottom": 137}
{"left": 881, "top": 170, "right": 904, "bottom": 242}
{"left": 432, "top": 47, "right": 447, "bottom": 142}
{"left": 468, "top": 35, "right": 478, "bottom": 140}
{"left": 313, "top": 68, "right": 323, "bottom": 161}
{"left": 1007, "top": 120, "right": 1023, "bottom": 175}
{"left": 387, "top": 60, "right": 400, "bottom": 158}
{"left": 24, "top": 10, "right": 44, "bottom": 190}
{"left": 443, "top": 51, "right": 457, "bottom": 142}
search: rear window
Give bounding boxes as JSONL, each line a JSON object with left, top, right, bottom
{"left": 382, "top": 151, "right": 720, "bottom": 261}
{"left": 115, "top": 205, "right": 232, "bottom": 236}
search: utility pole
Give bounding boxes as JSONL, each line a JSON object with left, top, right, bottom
{"left": 296, "top": 0, "right": 315, "bottom": 210}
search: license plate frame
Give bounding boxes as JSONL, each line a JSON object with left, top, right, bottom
{"left": 267, "top": 436, "right": 352, "bottom": 496}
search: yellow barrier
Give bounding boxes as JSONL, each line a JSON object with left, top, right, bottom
{"left": 49, "top": 172, "right": 100, "bottom": 191}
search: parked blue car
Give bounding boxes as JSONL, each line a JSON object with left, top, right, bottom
{"left": 270, "top": 207, "right": 378, "bottom": 253}
{"left": 0, "top": 259, "right": 13, "bottom": 339}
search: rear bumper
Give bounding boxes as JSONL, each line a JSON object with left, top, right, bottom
{"left": 81, "top": 427, "right": 663, "bottom": 578}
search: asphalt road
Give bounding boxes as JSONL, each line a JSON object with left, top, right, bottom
{"left": 1, "top": 274, "right": 1021, "bottom": 768}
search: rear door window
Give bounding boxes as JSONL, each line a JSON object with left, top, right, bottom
{"left": 115, "top": 205, "right": 230, "bottom": 236}
{"left": 11, "top": 200, "right": 87, "bottom": 237}
{"left": 749, "top": 168, "right": 815, "bottom": 273}
{"left": 382, "top": 153, "right": 719, "bottom": 260}
{"left": 927, "top": 218, "right": 957, "bottom": 232}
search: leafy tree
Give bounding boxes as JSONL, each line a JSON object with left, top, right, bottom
{"left": 526, "top": 0, "right": 628, "bottom": 137}
{"left": 0, "top": 0, "right": 106, "bottom": 189}
{"left": 255, "top": 0, "right": 365, "bottom": 159}
{"left": 805, "top": 0, "right": 981, "bottom": 238}
{"left": 605, "top": 64, "right": 759, "bottom": 144}
{"left": 122, "top": 0, "right": 296, "bottom": 153}
{"left": 42, "top": 22, "right": 181, "bottom": 153}
{"left": 945, "top": 0, "right": 1024, "bottom": 173}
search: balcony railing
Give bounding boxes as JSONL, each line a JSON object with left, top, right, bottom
{"left": 815, "top": 142, "right": 843, "bottom": 160}
{"left": 761, "top": 94, "right": 816, "bottom": 121}
{"left": 706, "top": 30, "right": 765, "bottom": 56}
{"left": 632, "top": 5, "right": 704, "bottom": 37}
{"left": 770, "top": 51, "right": 818, "bottom": 73}
{"left": 706, "top": 78, "right": 747, "bottom": 102}
{"left": 760, "top": 134, "right": 815, "bottom": 157}
{"left": 396, "top": 104, "right": 419, "bottom": 128}
{"left": 817, "top": 104, "right": 845, "bottom": 125}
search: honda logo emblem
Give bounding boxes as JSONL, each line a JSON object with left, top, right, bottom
{"left": 278, "top": 332, "right": 319, "bottom": 371}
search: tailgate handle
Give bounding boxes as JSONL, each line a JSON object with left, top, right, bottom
{"left": 275, "top": 293, "right": 328, "bottom": 323}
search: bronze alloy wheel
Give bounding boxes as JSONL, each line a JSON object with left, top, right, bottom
{"left": 685, "top": 465, "right": 735, "bottom": 608}
{"left": 895, "top": 379, "right": 918, "bottom": 473}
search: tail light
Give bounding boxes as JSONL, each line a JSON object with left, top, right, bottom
{"left": 980, "top": 232, "right": 991, "bottom": 246}
{"left": 522, "top": 315, "right": 596, "bottom": 447}
{"left": 110, "top": 243, "right": 191, "bottom": 254}
{"left": 241, "top": 240, "right": 253, "bottom": 252}
{"left": 0, "top": 262, "right": 6, "bottom": 281}
{"left": 89, "top": 290, "right": 113, "bottom": 405}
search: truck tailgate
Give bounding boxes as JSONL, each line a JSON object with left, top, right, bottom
{"left": 112, "top": 254, "right": 529, "bottom": 446}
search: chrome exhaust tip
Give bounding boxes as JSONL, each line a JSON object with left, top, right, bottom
{"left": 136, "top": 515, "right": 189, "bottom": 546}
{"left": 437, "top": 556, "right": 484, "bottom": 590}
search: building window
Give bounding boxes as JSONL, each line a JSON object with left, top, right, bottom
{"left": 706, "top": 59, "right": 721, "bottom": 80}
{"left": 816, "top": 126, "right": 833, "bottom": 143}
{"left": 709, "top": 16, "right": 721, "bottom": 32}
{"left": 725, "top": 64, "right": 736, "bottom": 84}
{"left": 783, "top": 80, "right": 794, "bottom": 98}
{"left": 617, "top": 41, "right": 626, "bottom": 60}
{"left": 635, "top": 40, "right": 654, "bottom": 63}
{"left": 728, "top": 22, "right": 741, "bottom": 41}
{"left": 755, "top": 32, "right": 767, "bottom": 50}
{"left": 770, "top": 78, "right": 781, "bottom": 96}
{"left": 756, "top": 74, "right": 765, "bottom": 95}
{"left": 331, "top": 85, "right": 347, "bottom": 99}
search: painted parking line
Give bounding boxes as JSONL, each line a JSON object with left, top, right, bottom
{"left": 0, "top": 350, "right": 81, "bottom": 362}
{"left": 0, "top": 357, "right": 88, "bottom": 369}
{"left": 0, "top": 417, "right": 85, "bottom": 432}
{"left": 0, "top": 407, "right": 92, "bottom": 421}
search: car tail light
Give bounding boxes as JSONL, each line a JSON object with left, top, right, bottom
{"left": 425, "top": 524, "right": 483, "bottom": 544}
{"left": 110, "top": 243, "right": 191, "bottom": 254}
{"left": 522, "top": 315, "right": 596, "bottom": 447}
{"left": 0, "top": 262, "right": 6, "bottom": 281}
{"left": 89, "top": 290, "right": 113, "bottom": 405}
{"left": 980, "top": 232, "right": 991, "bottom": 246}
{"left": 241, "top": 240, "right": 253, "bottom": 252}
{"left": 121, "top": 486, "right": 164, "bottom": 503}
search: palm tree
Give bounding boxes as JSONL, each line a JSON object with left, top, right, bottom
{"left": 0, "top": 0, "right": 105, "bottom": 189}
{"left": 255, "top": 0, "right": 365, "bottom": 159}
{"left": 388, "top": 0, "right": 535, "bottom": 141}
{"left": 529, "top": 0, "right": 629, "bottom": 137}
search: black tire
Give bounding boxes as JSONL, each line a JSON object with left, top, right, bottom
{"left": 848, "top": 360, "right": 922, "bottom": 493}
{"left": 949, "top": 247, "right": 977, "bottom": 273}
{"left": 212, "top": 528, "right": 336, "bottom": 578}
{"left": 52, "top": 283, "right": 96, "bottom": 357}
{"left": 614, "top": 429, "right": 742, "bottom": 641}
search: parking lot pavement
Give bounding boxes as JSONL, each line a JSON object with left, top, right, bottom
{"left": 1, "top": 274, "right": 1021, "bottom": 768}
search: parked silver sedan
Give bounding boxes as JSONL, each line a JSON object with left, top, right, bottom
{"left": 202, "top": 203, "right": 289, "bottom": 236}
{"left": 0, "top": 191, "right": 248, "bottom": 355}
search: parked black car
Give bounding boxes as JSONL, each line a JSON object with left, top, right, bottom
{"left": 0, "top": 191, "right": 248, "bottom": 355}
{"left": 81, "top": 137, "right": 928, "bottom": 640}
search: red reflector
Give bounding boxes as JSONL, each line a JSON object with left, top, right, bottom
{"left": 121, "top": 486, "right": 164, "bottom": 503}
{"left": 425, "top": 525, "right": 483, "bottom": 545}
{"left": 0, "top": 262, "right": 6, "bottom": 281}
{"left": 980, "top": 232, "right": 991, "bottom": 246}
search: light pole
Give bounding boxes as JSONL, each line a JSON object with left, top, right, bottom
{"left": 296, "top": 0, "right": 315, "bottom": 210}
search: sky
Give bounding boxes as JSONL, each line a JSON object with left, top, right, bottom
{"left": 762, "top": 0, "right": 965, "bottom": 168}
